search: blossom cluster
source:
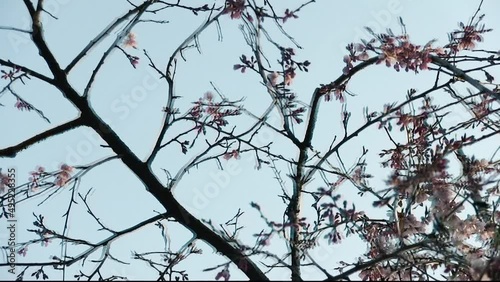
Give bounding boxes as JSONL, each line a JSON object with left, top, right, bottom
{"left": 0, "top": 172, "right": 9, "bottom": 194}
{"left": 55, "top": 164, "right": 73, "bottom": 187}
{"left": 223, "top": 149, "right": 240, "bottom": 160}
{"left": 189, "top": 92, "right": 241, "bottom": 131}
{"left": 343, "top": 36, "right": 445, "bottom": 75}
{"left": 446, "top": 19, "right": 492, "bottom": 53}
{"left": 28, "top": 166, "right": 45, "bottom": 191}
{"left": 15, "top": 98, "right": 33, "bottom": 111}
{"left": 121, "top": 32, "right": 140, "bottom": 68}
{"left": 1, "top": 66, "right": 21, "bottom": 80}
{"left": 223, "top": 0, "right": 245, "bottom": 20}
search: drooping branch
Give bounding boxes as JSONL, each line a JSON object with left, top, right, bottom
{"left": 6, "top": 85, "right": 51, "bottom": 123}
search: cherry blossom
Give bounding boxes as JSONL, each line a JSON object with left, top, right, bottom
{"left": 1, "top": 66, "right": 21, "bottom": 80}
{"left": 0, "top": 172, "right": 9, "bottom": 194}
{"left": 17, "top": 247, "right": 28, "bottom": 257}
{"left": 15, "top": 98, "right": 33, "bottom": 111}
{"left": 55, "top": 164, "right": 73, "bottom": 187}
{"left": 123, "top": 32, "right": 137, "bottom": 49}
{"left": 129, "top": 55, "right": 140, "bottom": 68}
{"left": 223, "top": 149, "right": 240, "bottom": 160}
{"left": 29, "top": 166, "right": 45, "bottom": 191}
{"left": 224, "top": 0, "right": 245, "bottom": 19}
{"left": 283, "top": 9, "right": 298, "bottom": 23}
{"left": 267, "top": 71, "right": 279, "bottom": 87}
{"left": 215, "top": 268, "right": 230, "bottom": 281}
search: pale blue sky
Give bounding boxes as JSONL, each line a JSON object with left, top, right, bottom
{"left": 1, "top": 0, "right": 499, "bottom": 280}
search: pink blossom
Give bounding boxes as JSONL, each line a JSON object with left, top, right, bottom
{"left": 267, "top": 72, "right": 279, "bottom": 87}
{"left": 123, "top": 32, "right": 137, "bottom": 49}
{"left": 454, "top": 217, "right": 485, "bottom": 240}
{"left": 17, "top": 247, "right": 28, "bottom": 257}
{"left": 354, "top": 43, "right": 365, "bottom": 52}
{"left": 258, "top": 234, "right": 271, "bottom": 246}
{"left": 224, "top": 0, "right": 245, "bottom": 20}
{"left": 0, "top": 173, "right": 9, "bottom": 194}
{"left": 481, "top": 223, "right": 496, "bottom": 240}
{"left": 215, "top": 268, "right": 230, "bottom": 281}
{"left": 55, "top": 164, "right": 73, "bottom": 187}
{"left": 333, "top": 86, "right": 345, "bottom": 103}
{"left": 40, "top": 231, "right": 52, "bottom": 247}
{"left": 284, "top": 69, "right": 296, "bottom": 85}
{"left": 356, "top": 52, "right": 369, "bottom": 61}
{"left": 41, "top": 239, "right": 50, "bottom": 247}
{"left": 29, "top": 166, "right": 45, "bottom": 191}
{"left": 61, "top": 164, "right": 73, "bottom": 173}
{"left": 1, "top": 66, "right": 21, "bottom": 80}
{"left": 204, "top": 91, "right": 214, "bottom": 101}
{"left": 283, "top": 9, "right": 298, "bottom": 23}
{"left": 223, "top": 150, "right": 240, "bottom": 160}
{"left": 342, "top": 55, "right": 354, "bottom": 74}
{"left": 401, "top": 214, "right": 425, "bottom": 236}
{"left": 129, "top": 56, "right": 140, "bottom": 68}
{"left": 15, "top": 98, "right": 33, "bottom": 111}
{"left": 1, "top": 71, "right": 11, "bottom": 80}
{"left": 456, "top": 26, "right": 482, "bottom": 50}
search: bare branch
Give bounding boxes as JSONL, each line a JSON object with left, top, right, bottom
{"left": 147, "top": 9, "right": 225, "bottom": 165}
{"left": 65, "top": 1, "right": 153, "bottom": 73}
{"left": 0, "top": 117, "right": 83, "bottom": 158}
{"left": 431, "top": 55, "right": 500, "bottom": 101}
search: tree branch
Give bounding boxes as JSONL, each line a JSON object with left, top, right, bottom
{"left": 303, "top": 81, "right": 450, "bottom": 182}
{"left": 324, "top": 240, "right": 430, "bottom": 281}
{"left": 0, "top": 117, "right": 83, "bottom": 158}
{"left": 302, "top": 57, "right": 379, "bottom": 149}
{"left": 82, "top": 1, "right": 153, "bottom": 98}
{"left": 20, "top": 2, "right": 268, "bottom": 277}
{"left": 146, "top": 9, "right": 224, "bottom": 165}
{"left": 65, "top": 1, "right": 152, "bottom": 73}
{"left": 0, "top": 212, "right": 169, "bottom": 268}
{"left": 430, "top": 55, "right": 500, "bottom": 101}
{"left": 0, "top": 59, "right": 54, "bottom": 85}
